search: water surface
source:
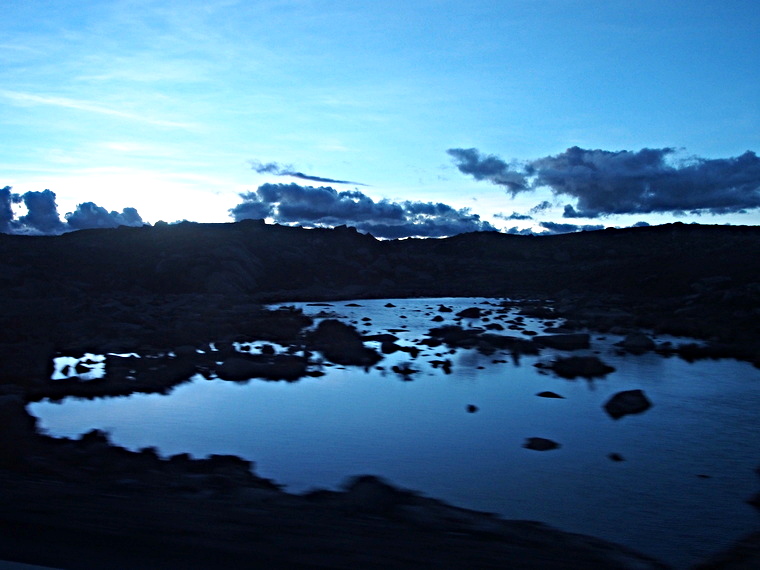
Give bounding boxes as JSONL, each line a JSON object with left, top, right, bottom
{"left": 31, "top": 298, "right": 760, "bottom": 567}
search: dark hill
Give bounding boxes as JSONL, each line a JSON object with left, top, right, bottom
{"left": 1, "top": 220, "right": 758, "bottom": 300}
{"left": 1, "top": 221, "right": 758, "bottom": 374}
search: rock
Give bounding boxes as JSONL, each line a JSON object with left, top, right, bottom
{"left": 456, "top": 307, "right": 482, "bottom": 319}
{"left": 437, "top": 305, "right": 453, "bottom": 313}
{"left": 466, "top": 404, "right": 479, "bottom": 413}
{"left": 0, "top": 395, "right": 37, "bottom": 467}
{"left": 622, "top": 332, "right": 656, "bottom": 353}
{"left": 608, "top": 453, "right": 625, "bottom": 462}
{"left": 523, "top": 437, "right": 560, "bottom": 451}
{"left": 549, "top": 356, "right": 616, "bottom": 379}
{"left": 307, "top": 319, "right": 382, "bottom": 366}
{"left": 536, "top": 391, "right": 565, "bottom": 399}
{"left": 342, "top": 475, "right": 414, "bottom": 514}
{"left": 604, "top": 389, "right": 653, "bottom": 419}
{"left": 391, "top": 364, "right": 418, "bottom": 377}
{"left": 533, "top": 333, "right": 591, "bottom": 351}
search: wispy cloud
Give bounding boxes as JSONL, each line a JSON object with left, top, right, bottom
{"left": 251, "top": 160, "right": 368, "bottom": 186}
{"left": 0, "top": 90, "right": 196, "bottom": 129}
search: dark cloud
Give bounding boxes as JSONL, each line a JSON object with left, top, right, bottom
{"left": 0, "top": 186, "right": 14, "bottom": 234}
{"left": 446, "top": 148, "right": 527, "bottom": 194}
{"left": 230, "top": 182, "right": 496, "bottom": 239}
{"left": 65, "top": 202, "right": 144, "bottom": 230}
{"left": 16, "top": 189, "right": 65, "bottom": 234}
{"left": 251, "top": 160, "right": 367, "bottom": 186}
{"left": 0, "top": 187, "right": 145, "bottom": 235}
{"left": 495, "top": 211, "right": 532, "bottom": 221}
{"left": 538, "top": 221, "right": 605, "bottom": 234}
{"left": 505, "top": 226, "right": 536, "bottom": 235}
{"left": 448, "top": 146, "right": 760, "bottom": 218}
{"left": 529, "top": 201, "right": 553, "bottom": 214}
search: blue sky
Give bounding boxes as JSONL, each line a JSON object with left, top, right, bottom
{"left": 2, "top": 0, "right": 759, "bottom": 236}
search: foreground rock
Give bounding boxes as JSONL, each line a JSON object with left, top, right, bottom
{"left": 544, "top": 356, "right": 616, "bottom": 379}
{"left": 604, "top": 390, "right": 653, "bottom": 419}
{"left": 0, "top": 406, "right": 667, "bottom": 569}
{"left": 523, "top": 437, "right": 561, "bottom": 451}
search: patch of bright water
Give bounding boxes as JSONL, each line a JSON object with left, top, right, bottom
{"left": 30, "top": 298, "right": 760, "bottom": 568}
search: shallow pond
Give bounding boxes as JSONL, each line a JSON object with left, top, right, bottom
{"left": 30, "top": 298, "right": 760, "bottom": 568}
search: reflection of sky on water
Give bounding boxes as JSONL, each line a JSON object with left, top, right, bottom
{"left": 30, "top": 298, "right": 760, "bottom": 568}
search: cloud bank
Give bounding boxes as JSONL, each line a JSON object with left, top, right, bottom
{"left": 251, "top": 160, "right": 368, "bottom": 186}
{"left": 0, "top": 186, "right": 145, "bottom": 235}
{"left": 448, "top": 147, "right": 760, "bottom": 218}
{"left": 230, "top": 182, "right": 496, "bottom": 238}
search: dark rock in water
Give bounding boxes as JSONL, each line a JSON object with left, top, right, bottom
{"left": 523, "top": 437, "right": 561, "bottom": 451}
{"left": 456, "top": 307, "right": 482, "bottom": 319}
{"left": 604, "top": 389, "right": 653, "bottom": 419}
{"left": 533, "top": 333, "right": 590, "bottom": 351}
{"left": 430, "top": 359, "right": 452, "bottom": 373}
{"left": 536, "top": 391, "right": 565, "bottom": 399}
{"left": 431, "top": 315, "right": 444, "bottom": 322}
{"left": 466, "top": 404, "right": 479, "bottom": 413}
{"left": 363, "top": 333, "right": 399, "bottom": 343}
{"left": 748, "top": 493, "right": 760, "bottom": 510}
{"left": 380, "top": 341, "right": 400, "bottom": 354}
{"left": 437, "top": 305, "right": 453, "bottom": 313}
{"left": 608, "top": 453, "right": 625, "bottom": 462}
{"left": 391, "top": 364, "right": 418, "bottom": 377}
{"left": 384, "top": 302, "right": 396, "bottom": 307}
{"left": 621, "top": 332, "right": 656, "bottom": 353}
{"left": 307, "top": 319, "right": 382, "bottom": 366}
{"left": 549, "top": 356, "right": 616, "bottom": 379}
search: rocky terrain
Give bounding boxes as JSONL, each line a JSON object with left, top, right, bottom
{"left": 1, "top": 221, "right": 759, "bottom": 568}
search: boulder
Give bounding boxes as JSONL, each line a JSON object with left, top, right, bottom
{"left": 604, "top": 389, "right": 653, "bottom": 419}
{"left": 523, "top": 437, "right": 561, "bottom": 451}
{"left": 549, "top": 356, "right": 616, "bottom": 379}
{"left": 622, "top": 332, "right": 656, "bottom": 353}
{"left": 536, "top": 391, "right": 565, "bottom": 399}
{"left": 307, "top": 319, "right": 382, "bottom": 366}
{"left": 456, "top": 307, "right": 482, "bottom": 319}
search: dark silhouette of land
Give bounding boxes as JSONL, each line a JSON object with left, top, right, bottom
{"left": 1, "top": 221, "right": 758, "bottom": 568}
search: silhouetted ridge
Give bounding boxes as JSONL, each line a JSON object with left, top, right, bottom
{"left": 1, "top": 222, "right": 758, "bottom": 301}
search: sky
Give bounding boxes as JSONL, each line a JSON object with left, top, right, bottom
{"left": 2, "top": 0, "right": 759, "bottom": 237}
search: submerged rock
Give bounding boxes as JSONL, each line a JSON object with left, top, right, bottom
{"left": 621, "top": 332, "right": 656, "bottom": 354}
{"left": 604, "top": 389, "right": 653, "bottom": 419}
{"left": 456, "top": 307, "right": 482, "bottom": 319}
{"left": 536, "top": 391, "right": 565, "bottom": 399}
{"left": 307, "top": 319, "right": 382, "bottom": 366}
{"left": 548, "top": 356, "right": 616, "bottom": 379}
{"left": 523, "top": 437, "right": 561, "bottom": 451}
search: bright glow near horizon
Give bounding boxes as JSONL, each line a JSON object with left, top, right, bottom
{"left": 2, "top": 1, "right": 759, "bottom": 234}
